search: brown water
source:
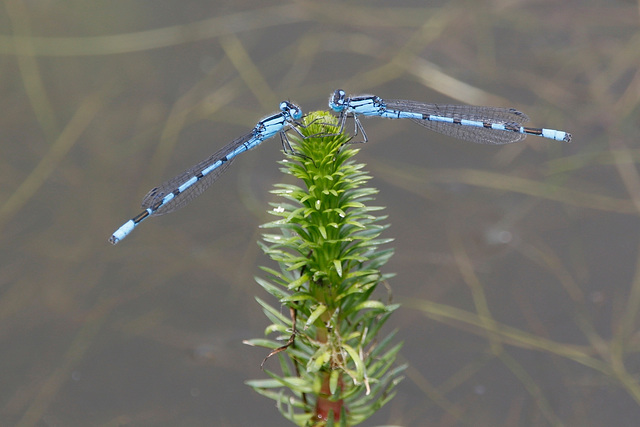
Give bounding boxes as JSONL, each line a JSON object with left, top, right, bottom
{"left": 1, "top": 0, "right": 639, "bottom": 425}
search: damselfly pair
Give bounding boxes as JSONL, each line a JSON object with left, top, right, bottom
{"left": 109, "top": 90, "right": 571, "bottom": 244}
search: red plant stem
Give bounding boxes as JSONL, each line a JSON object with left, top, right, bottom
{"left": 314, "top": 371, "right": 345, "bottom": 422}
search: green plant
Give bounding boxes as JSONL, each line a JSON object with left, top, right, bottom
{"left": 245, "top": 112, "right": 405, "bottom": 426}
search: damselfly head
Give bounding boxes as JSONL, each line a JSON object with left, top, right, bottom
{"left": 280, "top": 101, "right": 303, "bottom": 120}
{"left": 329, "top": 89, "right": 347, "bottom": 112}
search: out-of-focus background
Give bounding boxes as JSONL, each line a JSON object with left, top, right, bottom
{"left": 1, "top": 0, "right": 639, "bottom": 425}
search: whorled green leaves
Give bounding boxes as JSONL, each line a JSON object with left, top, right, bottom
{"left": 245, "top": 112, "right": 405, "bottom": 426}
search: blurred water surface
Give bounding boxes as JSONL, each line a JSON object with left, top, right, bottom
{"left": 1, "top": 0, "right": 639, "bottom": 425}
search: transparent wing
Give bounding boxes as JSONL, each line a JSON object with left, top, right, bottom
{"left": 385, "top": 99, "right": 530, "bottom": 145}
{"left": 141, "top": 133, "right": 252, "bottom": 216}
